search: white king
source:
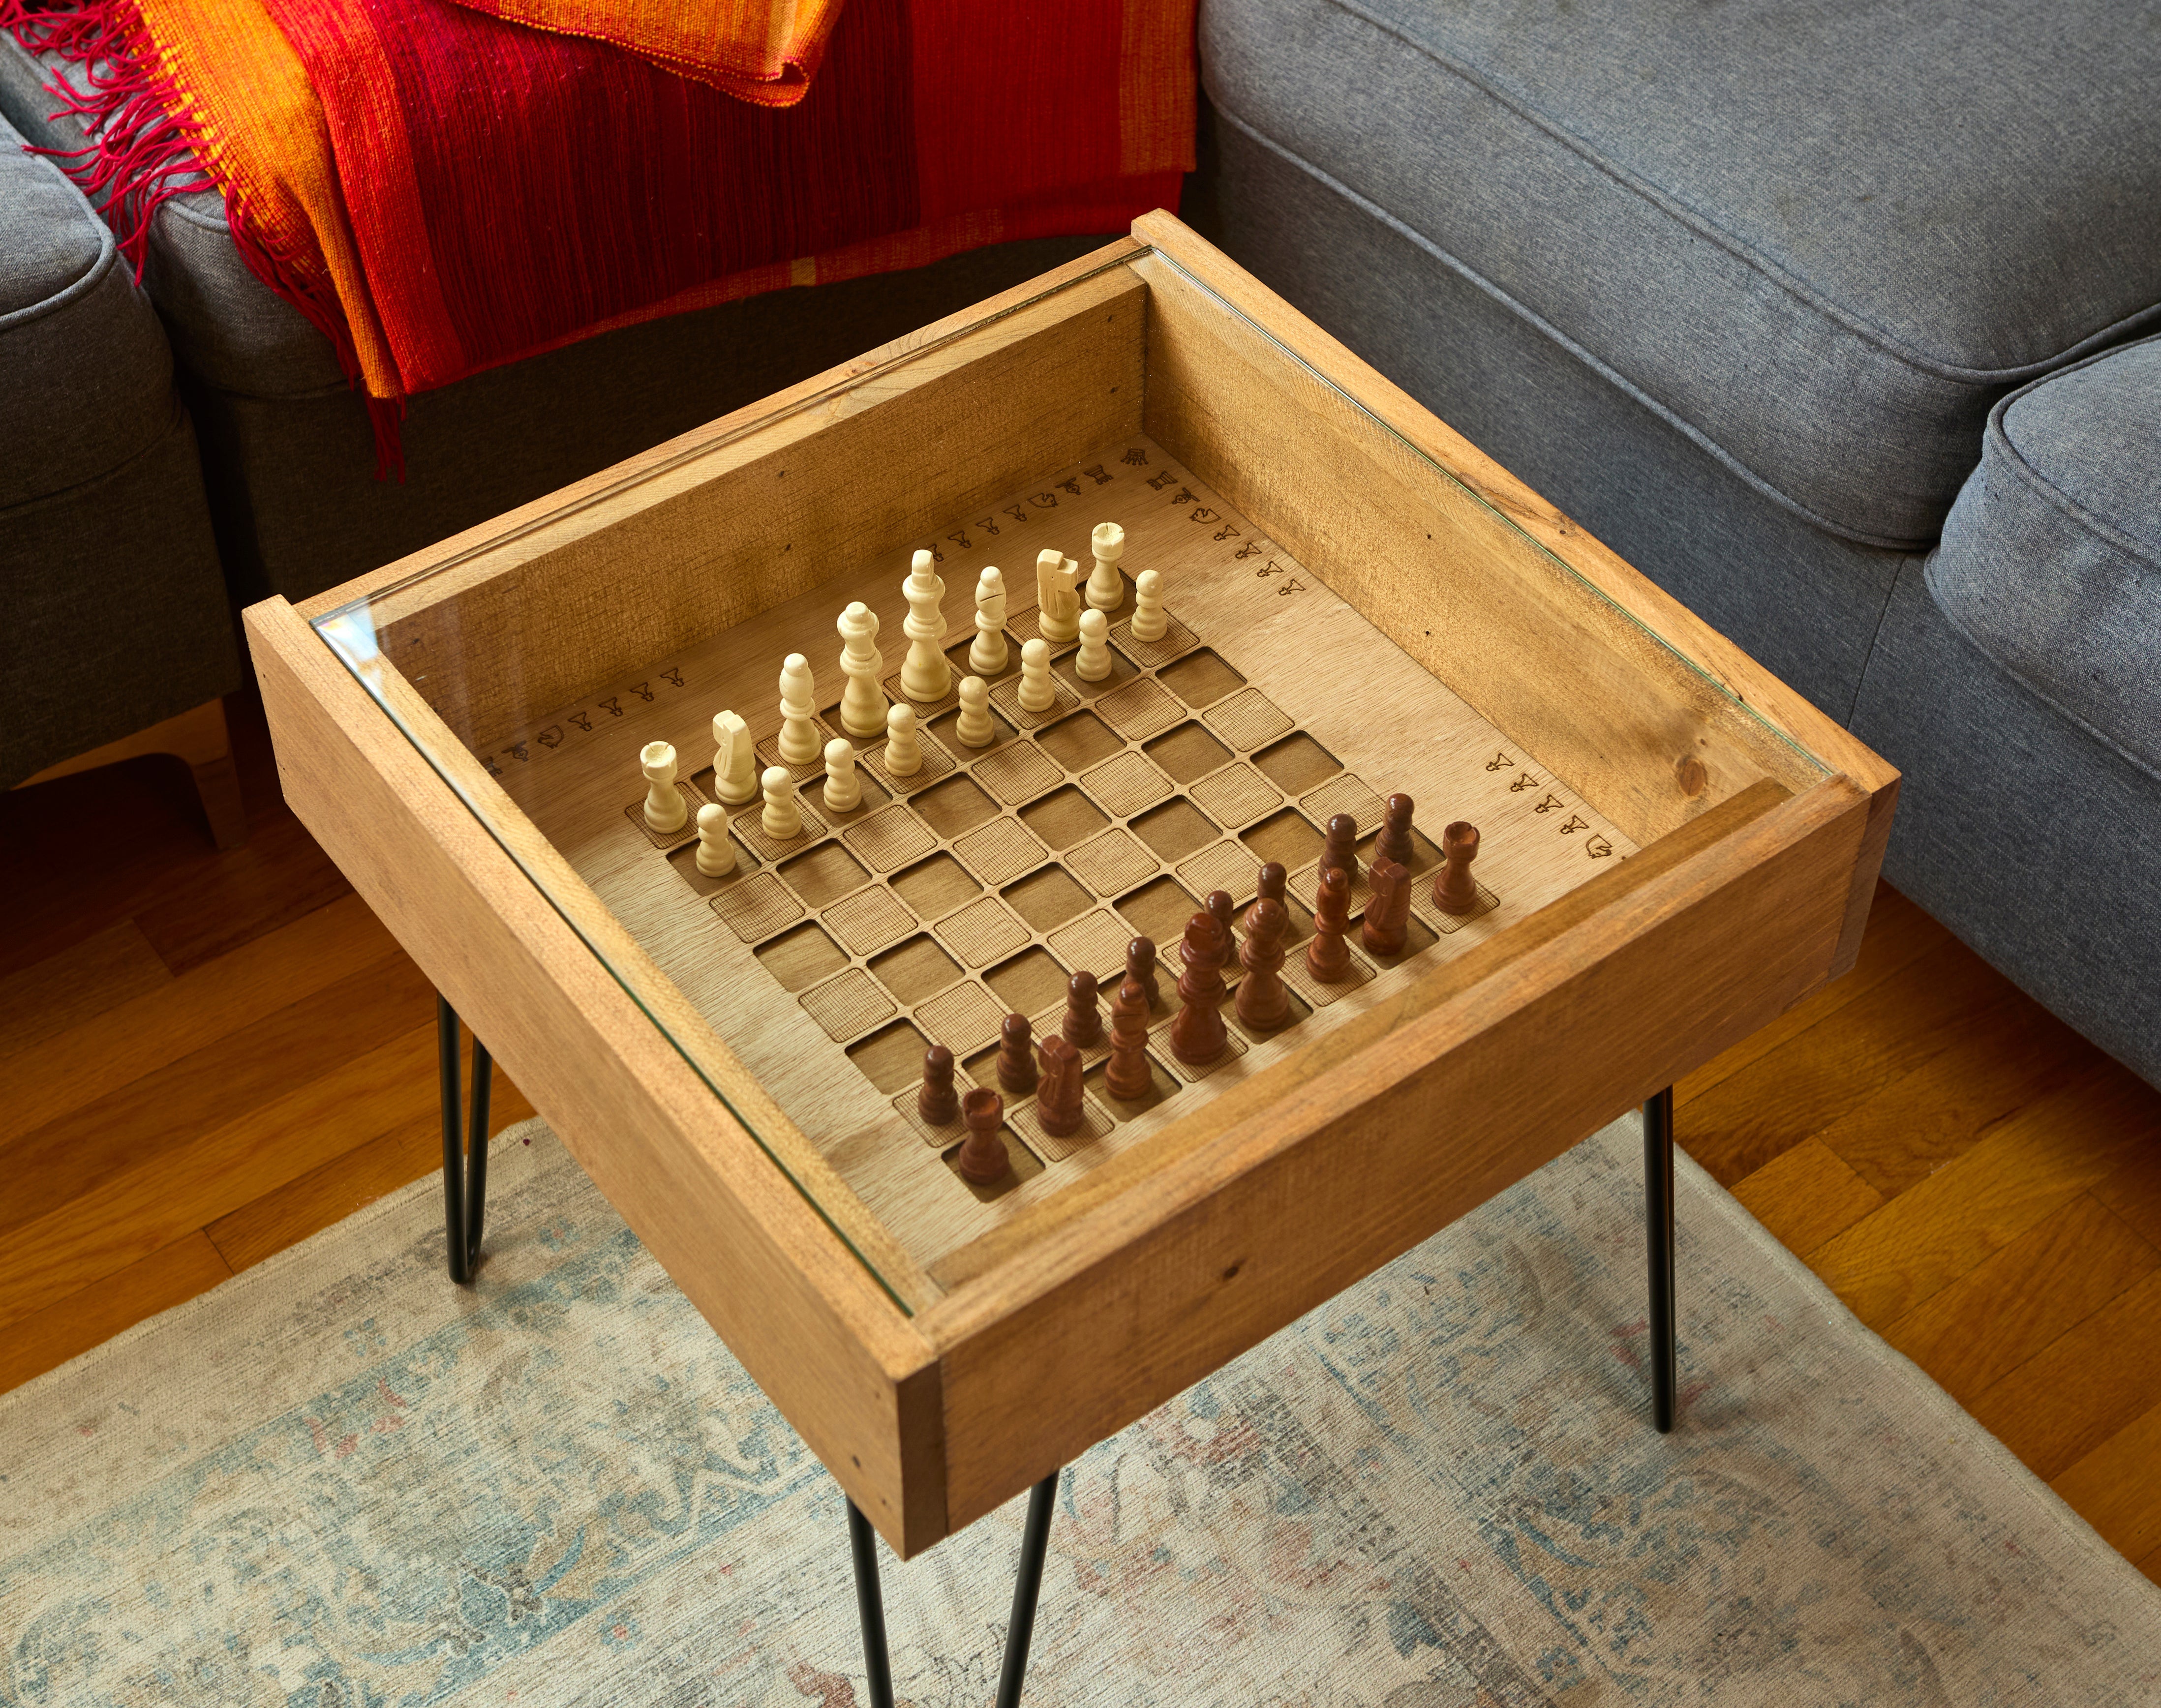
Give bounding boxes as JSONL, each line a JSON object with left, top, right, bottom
{"left": 899, "top": 549, "right": 952, "bottom": 703}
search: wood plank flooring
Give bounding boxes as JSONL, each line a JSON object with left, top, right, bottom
{"left": 5, "top": 690, "right": 2158, "bottom": 1585}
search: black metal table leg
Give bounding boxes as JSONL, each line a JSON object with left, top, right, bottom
{"left": 1643, "top": 1085, "right": 1677, "bottom": 1432}
{"left": 847, "top": 1500, "right": 896, "bottom": 1708}
{"left": 437, "top": 995, "right": 493, "bottom": 1286}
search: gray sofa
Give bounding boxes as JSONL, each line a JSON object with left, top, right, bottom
{"left": 1199, "top": 0, "right": 2160, "bottom": 1085}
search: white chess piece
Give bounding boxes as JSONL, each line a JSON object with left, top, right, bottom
{"left": 970, "top": 567, "right": 1008, "bottom": 675}
{"left": 1035, "top": 548, "right": 1081, "bottom": 644}
{"left": 836, "top": 602, "right": 887, "bottom": 738}
{"left": 694, "top": 803, "right": 736, "bottom": 876}
{"left": 822, "top": 737, "right": 862, "bottom": 812}
{"left": 711, "top": 709, "right": 758, "bottom": 805}
{"left": 1129, "top": 569, "right": 1167, "bottom": 644}
{"left": 777, "top": 654, "right": 821, "bottom": 765}
{"left": 640, "top": 741, "right": 686, "bottom": 834}
{"left": 1017, "top": 638, "right": 1056, "bottom": 713}
{"left": 954, "top": 676, "right": 994, "bottom": 748}
{"left": 899, "top": 549, "right": 951, "bottom": 703}
{"left": 761, "top": 765, "right": 802, "bottom": 839}
{"left": 1074, "top": 609, "right": 1113, "bottom": 681}
{"left": 1085, "top": 522, "right": 1125, "bottom": 610}
{"left": 883, "top": 702, "right": 923, "bottom": 776}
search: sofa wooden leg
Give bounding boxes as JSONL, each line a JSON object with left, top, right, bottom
{"left": 15, "top": 696, "right": 249, "bottom": 851}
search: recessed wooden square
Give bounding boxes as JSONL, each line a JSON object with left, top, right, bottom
{"left": 1078, "top": 750, "right": 1173, "bottom": 819}
{"left": 1252, "top": 732, "right": 1341, "bottom": 796}
{"left": 735, "top": 796, "right": 828, "bottom": 866}
{"left": 1003, "top": 864, "right": 1092, "bottom": 933}
{"left": 1283, "top": 943, "right": 1375, "bottom": 1007}
{"left": 860, "top": 728, "right": 956, "bottom": 795}
{"left": 1094, "top": 677, "right": 1183, "bottom": 741}
{"left": 1065, "top": 826, "right": 1157, "bottom": 897}
{"left": 801, "top": 968, "right": 898, "bottom": 1042}
{"left": 667, "top": 836, "right": 761, "bottom": 896}
{"left": 972, "top": 741, "right": 1064, "bottom": 807}
{"left": 1241, "top": 809, "right": 1324, "bottom": 876}
{"left": 914, "top": 979, "right": 1006, "bottom": 1054}
{"left": 813, "top": 770, "right": 889, "bottom": 824}
{"left": 1301, "top": 772, "right": 1387, "bottom": 837}
{"left": 779, "top": 842, "right": 871, "bottom": 909}
{"left": 823, "top": 885, "right": 919, "bottom": 958}
{"left": 1108, "top": 609, "right": 1199, "bottom": 669}
{"left": 753, "top": 920, "right": 848, "bottom": 991}
{"left": 1176, "top": 839, "right": 1262, "bottom": 907}
{"left": 869, "top": 934, "right": 963, "bottom": 1006}
{"left": 988, "top": 670, "right": 1079, "bottom": 731}
{"left": 911, "top": 775, "right": 1000, "bottom": 838}
{"left": 1009, "top": 1091, "right": 1114, "bottom": 1163}
{"left": 1362, "top": 913, "right": 1440, "bottom": 969}
{"left": 1413, "top": 880, "right": 1501, "bottom": 934}
{"left": 844, "top": 804, "right": 938, "bottom": 873}
{"left": 891, "top": 852, "right": 981, "bottom": 921}
{"left": 1046, "top": 908, "right": 1135, "bottom": 982}
{"left": 1143, "top": 722, "right": 1233, "bottom": 784}
{"left": 1132, "top": 797, "right": 1219, "bottom": 863}
{"left": 1203, "top": 687, "right": 1295, "bottom": 752}
{"left": 1035, "top": 710, "right": 1124, "bottom": 772}
{"left": 984, "top": 946, "right": 1072, "bottom": 1017}
{"left": 930, "top": 704, "right": 1018, "bottom": 758}
{"left": 1158, "top": 648, "right": 1245, "bottom": 709}
{"left": 847, "top": 1019, "right": 933, "bottom": 1092}
{"left": 1115, "top": 874, "right": 1202, "bottom": 946}
{"left": 935, "top": 895, "right": 1031, "bottom": 968}
{"left": 952, "top": 816, "right": 1048, "bottom": 887}
{"left": 1085, "top": 1053, "right": 1184, "bottom": 1121}
{"left": 1189, "top": 761, "right": 1280, "bottom": 831}
{"left": 940, "top": 1127, "right": 1043, "bottom": 1201}
{"left": 712, "top": 871, "right": 804, "bottom": 943}
{"left": 1019, "top": 785, "right": 1109, "bottom": 851}
{"left": 1149, "top": 1015, "right": 1249, "bottom": 1082}
{"left": 1228, "top": 985, "right": 1313, "bottom": 1044}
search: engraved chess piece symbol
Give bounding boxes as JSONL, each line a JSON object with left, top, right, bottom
{"left": 1433, "top": 820, "right": 1482, "bottom": 914}
{"left": 956, "top": 1087, "right": 1010, "bottom": 1185}
{"left": 900, "top": 548, "right": 952, "bottom": 703}
{"left": 1035, "top": 1035, "right": 1084, "bottom": 1138}
{"left": 1236, "top": 897, "right": 1291, "bottom": 1031}
{"left": 1126, "top": 935, "right": 1160, "bottom": 1010}
{"left": 1318, "top": 813, "right": 1357, "bottom": 890}
{"left": 1105, "top": 975, "right": 1154, "bottom": 1099}
{"left": 1085, "top": 521, "right": 1125, "bottom": 610}
{"left": 996, "top": 1012, "right": 1037, "bottom": 1096}
{"left": 777, "top": 654, "right": 821, "bottom": 765}
{"left": 1170, "top": 910, "right": 1229, "bottom": 1064}
{"left": 1035, "top": 547, "right": 1081, "bottom": 644}
{"left": 954, "top": 676, "right": 995, "bottom": 748}
{"left": 640, "top": 741, "right": 686, "bottom": 834}
{"left": 836, "top": 602, "right": 887, "bottom": 739}
{"left": 918, "top": 1044, "right": 958, "bottom": 1126}
{"left": 1074, "top": 609, "right": 1113, "bottom": 681}
{"left": 1017, "top": 638, "right": 1056, "bottom": 714}
{"left": 711, "top": 709, "right": 759, "bottom": 806}
{"left": 822, "top": 737, "right": 861, "bottom": 813}
{"left": 1362, "top": 857, "right": 1410, "bottom": 956}
{"left": 1130, "top": 569, "right": 1167, "bottom": 643}
{"left": 694, "top": 803, "right": 736, "bottom": 876}
{"left": 970, "top": 567, "right": 1009, "bottom": 675}
{"left": 1308, "top": 865, "right": 1353, "bottom": 982}
{"left": 1376, "top": 793, "right": 1416, "bottom": 870}
{"left": 1062, "top": 970, "right": 1102, "bottom": 1049}
{"left": 883, "top": 703, "right": 923, "bottom": 777}
{"left": 760, "top": 765, "right": 801, "bottom": 839}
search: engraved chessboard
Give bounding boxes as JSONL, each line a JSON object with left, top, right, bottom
{"left": 480, "top": 438, "right": 1637, "bottom": 1268}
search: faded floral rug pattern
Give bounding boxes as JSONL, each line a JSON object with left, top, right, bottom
{"left": 3, "top": 1114, "right": 2155, "bottom": 1706}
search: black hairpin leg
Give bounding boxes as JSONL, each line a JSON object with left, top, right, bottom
{"left": 437, "top": 994, "right": 492, "bottom": 1286}
{"left": 846, "top": 1470, "right": 1059, "bottom": 1708}
{"left": 1644, "top": 1085, "right": 1677, "bottom": 1432}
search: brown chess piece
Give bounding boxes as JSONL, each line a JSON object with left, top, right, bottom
{"left": 1376, "top": 793, "right": 1415, "bottom": 869}
{"left": 1126, "top": 936, "right": 1159, "bottom": 1010}
{"left": 956, "top": 1087, "right": 1010, "bottom": 1184}
{"left": 1307, "top": 864, "right": 1353, "bottom": 981}
{"left": 1169, "top": 909, "right": 1229, "bottom": 1064}
{"left": 1105, "top": 975, "right": 1154, "bottom": 1099}
{"left": 1062, "top": 970, "right": 1103, "bottom": 1049}
{"left": 1362, "top": 857, "right": 1410, "bottom": 956}
{"left": 1433, "top": 820, "right": 1482, "bottom": 914}
{"left": 1318, "top": 813, "right": 1357, "bottom": 886}
{"left": 1236, "top": 897, "right": 1291, "bottom": 1030}
{"left": 1207, "top": 889, "right": 1235, "bottom": 944}
{"left": 1035, "top": 1035, "right": 1084, "bottom": 1137}
{"left": 1255, "top": 861, "right": 1288, "bottom": 907}
{"left": 917, "top": 1043, "right": 958, "bottom": 1125}
{"left": 996, "top": 1012, "right": 1037, "bottom": 1096}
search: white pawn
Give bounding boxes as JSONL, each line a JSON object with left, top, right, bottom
{"left": 1074, "top": 609, "right": 1113, "bottom": 681}
{"left": 777, "top": 654, "right": 821, "bottom": 765}
{"left": 836, "top": 602, "right": 887, "bottom": 739}
{"left": 883, "top": 702, "right": 923, "bottom": 776}
{"left": 1085, "top": 522, "right": 1125, "bottom": 610}
{"left": 1035, "top": 548, "right": 1080, "bottom": 644}
{"left": 694, "top": 803, "right": 736, "bottom": 877}
{"left": 711, "top": 709, "right": 759, "bottom": 805}
{"left": 823, "top": 737, "right": 861, "bottom": 812}
{"left": 1130, "top": 569, "right": 1167, "bottom": 643}
{"left": 954, "top": 676, "right": 994, "bottom": 748}
{"left": 899, "top": 549, "right": 951, "bottom": 703}
{"left": 761, "top": 765, "right": 802, "bottom": 839}
{"left": 641, "top": 741, "right": 686, "bottom": 834}
{"left": 1017, "top": 638, "right": 1056, "bottom": 713}
{"left": 970, "top": 567, "right": 1008, "bottom": 675}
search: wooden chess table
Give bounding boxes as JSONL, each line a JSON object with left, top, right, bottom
{"left": 247, "top": 214, "right": 1897, "bottom": 1696}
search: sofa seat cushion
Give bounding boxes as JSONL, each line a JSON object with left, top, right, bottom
{"left": 1926, "top": 336, "right": 2161, "bottom": 779}
{"left": 0, "top": 112, "right": 178, "bottom": 504}
{"left": 1200, "top": 0, "right": 2161, "bottom": 550}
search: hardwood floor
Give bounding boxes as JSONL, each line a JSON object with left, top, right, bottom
{"left": 5, "top": 690, "right": 2159, "bottom": 1584}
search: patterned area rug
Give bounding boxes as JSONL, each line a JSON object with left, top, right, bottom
{"left": 4, "top": 1114, "right": 2156, "bottom": 1706}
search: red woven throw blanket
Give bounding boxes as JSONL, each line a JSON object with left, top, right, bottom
{"left": 4, "top": 0, "right": 1194, "bottom": 470}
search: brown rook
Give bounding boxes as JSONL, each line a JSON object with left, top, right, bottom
{"left": 1035, "top": 1035, "right": 1085, "bottom": 1137}
{"left": 996, "top": 1012, "right": 1037, "bottom": 1096}
{"left": 1434, "top": 820, "right": 1482, "bottom": 914}
{"left": 955, "top": 1087, "right": 1010, "bottom": 1184}
{"left": 1307, "top": 864, "right": 1353, "bottom": 980}
{"left": 917, "top": 1043, "right": 958, "bottom": 1125}
{"left": 1169, "top": 908, "right": 1230, "bottom": 1064}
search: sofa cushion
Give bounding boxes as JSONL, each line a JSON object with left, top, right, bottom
{"left": 1926, "top": 336, "right": 2161, "bottom": 780}
{"left": 1200, "top": 0, "right": 2161, "bottom": 550}
{"left": 0, "top": 111, "right": 178, "bottom": 505}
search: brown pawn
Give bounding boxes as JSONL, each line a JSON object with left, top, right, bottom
{"left": 1062, "top": 970, "right": 1103, "bottom": 1049}
{"left": 1318, "top": 813, "right": 1357, "bottom": 886}
{"left": 1236, "top": 897, "right": 1292, "bottom": 1030}
{"left": 996, "top": 1012, "right": 1037, "bottom": 1096}
{"left": 1207, "top": 889, "right": 1235, "bottom": 944}
{"left": 1169, "top": 909, "right": 1230, "bottom": 1064}
{"left": 1362, "top": 857, "right": 1411, "bottom": 956}
{"left": 1035, "top": 1035, "right": 1085, "bottom": 1137}
{"left": 917, "top": 1043, "right": 958, "bottom": 1125}
{"left": 1433, "top": 820, "right": 1482, "bottom": 914}
{"left": 1255, "top": 860, "right": 1288, "bottom": 907}
{"left": 956, "top": 1087, "right": 1010, "bottom": 1184}
{"left": 1307, "top": 865, "right": 1353, "bottom": 981}
{"left": 1126, "top": 936, "right": 1160, "bottom": 1010}
{"left": 1105, "top": 975, "right": 1154, "bottom": 1099}
{"left": 1376, "top": 793, "right": 1416, "bottom": 869}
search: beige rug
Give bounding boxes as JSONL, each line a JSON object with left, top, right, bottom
{"left": 3, "top": 1112, "right": 2155, "bottom": 1706}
